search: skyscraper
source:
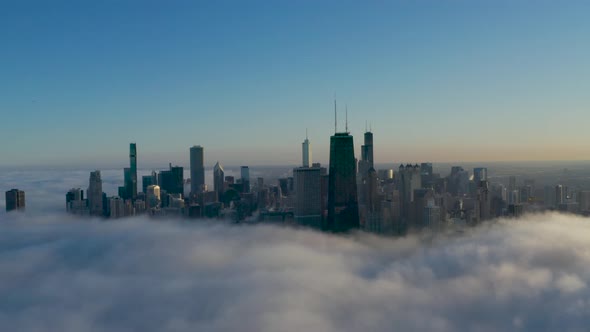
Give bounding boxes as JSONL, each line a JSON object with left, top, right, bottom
{"left": 398, "top": 164, "right": 422, "bottom": 222}
{"left": 302, "top": 131, "right": 311, "bottom": 167}
{"left": 88, "top": 170, "right": 103, "bottom": 216}
{"left": 142, "top": 171, "right": 157, "bottom": 194}
{"left": 5, "top": 189, "right": 25, "bottom": 212}
{"left": 190, "top": 145, "right": 205, "bottom": 195}
{"left": 556, "top": 184, "right": 565, "bottom": 205}
{"left": 362, "top": 131, "right": 374, "bottom": 167}
{"left": 146, "top": 185, "right": 161, "bottom": 209}
{"left": 327, "top": 132, "right": 359, "bottom": 232}
{"left": 420, "top": 162, "right": 434, "bottom": 188}
{"left": 109, "top": 196, "right": 125, "bottom": 218}
{"left": 294, "top": 164, "right": 326, "bottom": 228}
{"left": 358, "top": 130, "right": 374, "bottom": 177}
{"left": 214, "top": 161, "right": 224, "bottom": 198}
{"left": 159, "top": 164, "right": 184, "bottom": 196}
{"left": 241, "top": 166, "right": 250, "bottom": 193}
{"left": 477, "top": 180, "right": 491, "bottom": 221}
{"left": 473, "top": 167, "right": 488, "bottom": 183}
{"left": 125, "top": 143, "right": 137, "bottom": 200}
{"left": 358, "top": 130, "right": 375, "bottom": 216}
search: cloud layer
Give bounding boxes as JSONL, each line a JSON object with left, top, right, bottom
{"left": 1, "top": 211, "right": 589, "bottom": 332}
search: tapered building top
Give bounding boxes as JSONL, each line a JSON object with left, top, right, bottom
{"left": 302, "top": 130, "right": 311, "bottom": 167}
{"left": 214, "top": 161, "right": 224, "bottom": 172}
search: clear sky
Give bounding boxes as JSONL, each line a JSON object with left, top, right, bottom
{"left": 1, "top": 0, "right": 589, "bottom": 168}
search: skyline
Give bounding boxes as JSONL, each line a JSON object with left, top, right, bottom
{"left": 2, "top": 0, "right": 590, "bottom": 167}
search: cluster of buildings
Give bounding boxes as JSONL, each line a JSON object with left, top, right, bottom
{"left": 56, "top": 106, "right": 590, "bottom": 232}
{"left": 66, "top": 144, "right": 257, "bottom": 220}
{"left": 6, "top": 106, "right": 590, "bottom": 232}
{"left": 5, "top": 189, "right": 25, "bottom": 212}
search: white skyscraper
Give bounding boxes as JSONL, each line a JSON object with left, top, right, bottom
{"left": 146, "top": 185, "right": 161, "bottom": 209}
{"left": 302, "top": 130, "right": 311, "bottom": 167}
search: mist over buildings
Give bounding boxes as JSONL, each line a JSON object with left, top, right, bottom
{"left": 2, "top": 166, "right": 590, "bottom": 331}
{"left": 2, "top": 168, "right": 590, "bottom": 331}
{"left": 1, "top": 211, "right": 589, "bottom": 332}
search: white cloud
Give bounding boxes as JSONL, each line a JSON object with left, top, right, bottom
{"left": 0, "top": 212, "right": 589, "bottom": 332}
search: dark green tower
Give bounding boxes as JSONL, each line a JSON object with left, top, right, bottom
{"left": 327, "top": 132, "right": 359, "bottom": 232}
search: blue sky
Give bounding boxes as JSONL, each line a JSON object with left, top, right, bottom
{"left": 1, "top": 0, "right": 589, "bottom": 168}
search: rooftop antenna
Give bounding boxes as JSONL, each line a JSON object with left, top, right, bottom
{"left": 334, "top": 98, "right": 337, "bottom": 133}
{"left": 306, "top": 128, "right": 308, "bottom": 140}
{"left": 365, "top": 120, "right": 368, "bottom": 132}
{"left": 345, "top": 104, "right": 349, "bottom": 133}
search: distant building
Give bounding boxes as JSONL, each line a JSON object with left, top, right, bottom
{"left": 120, "top": 143, "right": 138, "bottom": 200}
{"left": 88, "top": 171, "right": 103, "bottom": 216}
{"left": 214, "top": 161, "right": 225, "bottom": 199}
{"left": 241, "top": 166, "right": 250, "bottom": 193}
{"left": 146, "top": 185, "right": 161, "bottom": 209}
{"left": 109, "top": 196, "right": 125, "bottom": 218}
{"left": 377, "top": 169, "right": 394, "bottom": 181}
{"left": 473, "top": 167, "right": 488, "bottom": 183}
{"left": 225, "top": 176, "right": 235, "bottom": 185}
{"left": 555, "top": 185, "right": 565, "bottom": 205}
{"left": 477, "top": 180, "right": 491, "bottom": 221}
{"left": 508, "top": 204, "right": 524, "bottom": 218}
{"left": 142, "top": 171, "right": 157, "bottom": 194}
{"left": 448, "top": 166, "right": 469, "bottom": 196}
{"left": 578, "top": 191, "right": 590, "bottom": 213}
{"left": 66, "top": 188, "right": 88, "bottom": 215}
{"left": 294, "top": 164, "right": 326, "bottom": 228}
{"left": 358, "top": 130, "right": 374, "bottom": 176}
{"left": 134, "top": 199, "right": 146, "bottom": 214}
{"left": 327, "top": 132, "right": 359, "bottom": 232}
{"left": 159, "top": 164, "right": 184, "bottom": 196}
{"left": 423, "top": 198, "right": 441, "bottom": 230}
{"left": 128, "top": 143, "right": 138, "bottom": 199}
{"left": 5, "top": 189, "right": 25, "bottom": 212}
{"left": 398, "top": 164, "right": 421, "bottom": 222}
{"left": 509, "top": 190, "right": 520, "bottom": 205}
{"left": 421, "top": 163, "right": 434, "bottom": 188}
{"left": 302, "top": 132, "right": 312, "bottom": 167}
{"left": 190, "top": 146, "right": 205, "bottom": 195}
{"left": 358, "top": 130, "right": 375, "bottom": 209}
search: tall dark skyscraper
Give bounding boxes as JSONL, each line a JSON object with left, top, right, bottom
{"left": 121, "top": 143, "right": 138, "bottom": 200}
{"left": 5, "top": 189, "right": 25, "bottom": 212}
{"left": 241, "top": 166, "right": 250, "bottom": 193}
{"left": 327, "top": 132, "right": 359, "bottom": 232}
{"left": 361, "top": 131, "right": 374, "bottom": 168}
{"left": 190, "top": 146, "right": 205, "bottom": 195}
{"left": 358, "top": 130, "right": 374, "bottom": 207}
{"left": 129, "top": 143, "right": 137, "bottom": 199}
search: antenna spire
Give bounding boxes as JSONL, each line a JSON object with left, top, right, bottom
{"left": 345, "top": 104, "right": 349, "bottom": 133}
{"left": 306, "top": 128, "right": 308, "bottom": 140}
{"left": 334, "top": 99, "right": 337, "bottom": 133}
